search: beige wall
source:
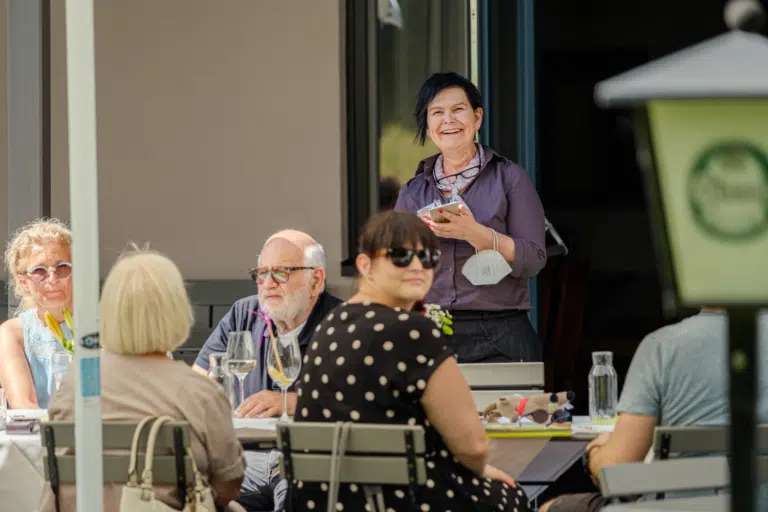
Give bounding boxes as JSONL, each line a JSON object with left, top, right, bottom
{"left": 0, "top": 0, "right": 8, "bottom": 278}
{"left": 4, "top": 0, "right": 347, "bottom": 286}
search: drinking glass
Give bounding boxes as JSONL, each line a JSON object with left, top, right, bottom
{"left": 209, "top": 352, "right": 235, "bottom": 409}
{"left": 226, "top": 332, "right": 258, "bottom": 408}
{"left": 266, "top": 333, "right": 302, "bottom": 421}
{"left": 51, "top": 352, "right": 73, "bottom": 391}
{"left": 0, "top": 388, "right": 7, "bottom": 430}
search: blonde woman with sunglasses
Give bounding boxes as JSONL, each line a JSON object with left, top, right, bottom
{"left": 0, "top": 218, "right": 74, "bottom": 408}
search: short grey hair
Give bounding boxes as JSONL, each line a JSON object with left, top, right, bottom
{"left": 303, "top": 242, "right": 326, "bottom": 269}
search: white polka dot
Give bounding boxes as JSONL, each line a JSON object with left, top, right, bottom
{"left": 407, "top": 385, "right": 415, "bottom": 393}
{"left": 394, "top": 490, "right": 405, "bottom": 499}
{"left": 321, "top": 374, "right": 329, "bottom": 384}
{"left": 304, "top": 374, "right": 310, "bottom": 383}
{"left": 458, "top": 476, "right": 464, "bottom": 485}
{"left": 440, "top": 450, "right": 448, "bottom": 458}
{"left": 326, "top": 327, "right": 335, "bottom": 335}
{"left": 425, "top": 419, "right": 431, "bottom": 427}
{"left": 303, "top": 355, "right": 309, "bottom": 364}
{"left": 362, "top": 300, "right": 371, "bottom": 306}
{"left": 307, "top": 500, "right": 315, "bottom": 509}
{"left": 498, "top": 504, "right": 504, "bottom": 511}
{"left": 327, "top": 313, "right": 334, "bottom": 321}
{"left": 374, "top": 323, "right": 384, "bottom": 332}
{"left": 386, "top": 410, "right": 395, "bottom": 418}
{"left": 365, "top": 392, "right": 375, "bottom": 401}
{"left": 383, "top": 341, "right": 394, "bottom": 351}
{"left": 409, "top": 330, "right": 420, "bottom": 340}
{"left": 432, "top": 329, "right": 441, "bottom": 338}
{"left": 315, "top": 325, "right": 321, "bottom": 332}
{"left": 427, "top": 359, "right": 434, "bottom": 367}
{"left": 427, "top": 461, "right": 435, "bottom": 469}
{"left": 311, "top": 390, "right": 319, "bottom": 399}
{"left": 446, "top": 489, "right": 454, "bottom": 498}
{"left": 408, "top": 418, "right": 417, "bottom": 426}
{"left": 311, "top": 341, "right": 318, "bottom": 350}
{"left": 348, "top": 324, "right": 356, "bottom": 333}
{"left": 336, "top": 392, "right": 344, "bottom": 401}
{"left": 323, "top": 409, "right": 331, "bottom": 418}
{"left": 297, "top": 388, "right": 303, "bottom": 397}
{"left": 352, "top": 339, "right": 361, "bottom": 349}
{"left": 349, "top": 483, "right": 358, "bottom": 492}
{"left": 347, "top": 375, "right": 356, "bottom": 385}
{"left": 350, "top": 410, "right": 360, "bottom": 420}
{"left": 365, "top": 310, "right": 375, "bottom": 319}
{"left": 387, "top": 509, "right": 396, "bottom": 512}
{"left": 421, "top": 504, "right": 430, "bottom": 511}
{"left": 398, "top": 313, "right": 409, "bottom": 321}
{"left": 364, "top": 355, "right": 374, "bottom": 366}
{"left": 472, "top": 478, "right": 479, "bottom": 486}
{"left": 517, "top": 489, "right": 523, "bottom": 496}
{"left": 329, "top": 342, "right": 338, "bottom": 351}
{"left": 336, "top": 356, "right": 345, "bottom": 366}
{"left": 484, "top": 479, "right": 492, "bottom": 488}
{"left": 320, "top": 483, "right": 328, "bottom": 491}
{"left": 340, "top": 311, "right": 348, "bottom": 321}
{"left": 314, "top": 356, "right": 322, "bottom": 365}
{"left": 484, "top": 489, "right": 491, "bottom": 496}
{"left": 416, "top": 355, "right": 427, "bottom": 364}
{"left": 416, "top": 379, "right": 426, "bottom": 390}
{"left": 397, "top": 362, "right": 407, "bottom": 372}
{"left": 471, "top": 495, "right": 478, "bottom": 502}
{"left": 297, "top": 480, "right": 304, "bottom": 488}
{"left": 364, "top": 506, "right": 372, "bottom": 512}
{"left": 379, "top": 376, "right": 387, "bottom": 385}
{"left": 393, "top": 389, "right": 400, "bottom": 398}
{"left": 301, "top": 408, "right": 308, "bottom": 417}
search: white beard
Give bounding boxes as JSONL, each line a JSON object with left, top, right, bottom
{"left": 260, "top": 279, "right": 312, "bottom": 324}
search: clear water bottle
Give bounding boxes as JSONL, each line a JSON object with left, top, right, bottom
{"left": 589, "top": 351, "right": 618, "bottom": 423}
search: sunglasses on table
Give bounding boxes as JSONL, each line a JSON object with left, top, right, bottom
{"left": 249, "top": 266, "right": 317, "bottom": 284}
{"left": 523, "top": 408, "right": 572, "bottom": 426}
{"left": 378, "top": 248, "right": 441, "bottom": 269}
{"left": 24, "top": 262, "right": 73, "bottom": 283}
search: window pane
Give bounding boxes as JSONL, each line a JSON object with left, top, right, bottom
{"left": 377, "top": 0, "right": 469, "bottom": 211}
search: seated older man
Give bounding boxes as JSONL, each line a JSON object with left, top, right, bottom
{"left": 194, "top": 229, "right": 342, "bottom": 511}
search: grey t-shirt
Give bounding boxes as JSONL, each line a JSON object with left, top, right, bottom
{"left": 618, "top": 310, "right": 768, "bottom": 426}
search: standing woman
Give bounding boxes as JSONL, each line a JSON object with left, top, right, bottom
{"left": 395, "top": 71, "right": 546, "bottom": 363}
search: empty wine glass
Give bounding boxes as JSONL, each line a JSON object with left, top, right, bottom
{"left": 209, "top": 352, "right": 235, "bottom": 409}
{"left": 226, "top": 332, "right": 257, "bottom": 409}
{"left": 51, "top": 352, "right": 73, "bottom": 391}
{"left": 266, "top": 333, "right": 302, "bottom": 421}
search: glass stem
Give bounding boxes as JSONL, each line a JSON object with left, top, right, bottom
{"left": 282, "top": 388, "right": 288, "bottom": 419}
{"left": 238, "top": 376, "right": 246, "bottom": 408}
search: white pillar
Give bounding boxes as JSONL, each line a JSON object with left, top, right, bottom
{"left": 63, "top": 1, "right": 103, "bottom": 510}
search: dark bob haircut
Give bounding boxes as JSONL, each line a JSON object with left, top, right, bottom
{"left": 414, "top": 71, "right": 483, "bottom": 146}
{"left": 358, "top": 210, "right": 439, "bottom": 257}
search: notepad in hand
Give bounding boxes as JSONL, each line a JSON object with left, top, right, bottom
{"left": 6, "top": 418, "right": 40, "bottom": 435}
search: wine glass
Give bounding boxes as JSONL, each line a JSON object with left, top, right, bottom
{"left": 226, "top": 332, "right": 258, "bottom": 409}
{"left": 209, "top": 352, "right": 235, "bottom": 409}
{"left": 51, "top": 352, "right": 73, "bottom": 391}
{"left": 266, "top": 333, "right": 302, "bottom": 421}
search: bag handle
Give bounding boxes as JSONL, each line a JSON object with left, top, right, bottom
{"left": 126, "top": 416, "right": 157, "bottom": 486}
{"left": 139, "top": 416, "right": 174, "bottom": 491}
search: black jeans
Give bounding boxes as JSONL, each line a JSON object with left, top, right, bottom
{"left": 449, "top": 310, "right": 542, "bottom": 363}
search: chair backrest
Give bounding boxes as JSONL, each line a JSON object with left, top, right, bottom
{"left": 276, "top": 422, "right": 427, "bottom": 486}
{"left": 459, "top": 362, "right": 544, "bottom": 411}
{"left": 40, "top": 420, "right": 194, "bottom": 485}
{"left": 652, "top": 424, "right": 768, "bottom": 459}
{"left": 600, "top": 455, "right": 768, "bottom": 499}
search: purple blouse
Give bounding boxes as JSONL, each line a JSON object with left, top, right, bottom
{"left": 395, "top": 145, "right": 546, "bottom": 312}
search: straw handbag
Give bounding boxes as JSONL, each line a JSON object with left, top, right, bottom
{"left": 120, "top": 416, "right": 215, "bottom": 511}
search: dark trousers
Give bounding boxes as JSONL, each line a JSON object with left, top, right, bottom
{"left": 449, "top": 310, "right": 542, "bottom": 363}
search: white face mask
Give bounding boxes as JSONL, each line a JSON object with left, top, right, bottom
{"left": 461, "top": 229, "right": 512, "bottom": 286}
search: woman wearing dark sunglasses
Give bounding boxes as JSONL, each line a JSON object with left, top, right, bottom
{"left": 293, "top": 211, "right": 530, "bottom": 512}
{"left": 0, "top": 219, "right": 74, "bottom": 408}
{"left": 395, "top": 72, "right": 546, "bottom": 363}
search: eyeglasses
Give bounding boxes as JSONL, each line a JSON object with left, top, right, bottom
{"left": 379, "top": 248, "right": 441, "bottom": 269}
{"left": 24, "top": 262, "right": 73, "bottom": 283}
{"left": 435, "top": 164, "right": 481, "bottom": 185}
{"left": 249, "top": 266, "right": 316, "bottom": 284}
{"left": 523, "top": 408, "right": 571, "bottom": 425}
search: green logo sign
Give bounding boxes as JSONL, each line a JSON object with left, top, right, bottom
{"left": 688, "top": 141, "right": 768, "bottom": 241}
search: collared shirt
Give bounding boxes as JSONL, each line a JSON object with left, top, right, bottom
{"left": 195, "top": 291, "right": 342, "bottom": 396}
{"left": 395, "top": 145, "right": 546, "bottom": 311}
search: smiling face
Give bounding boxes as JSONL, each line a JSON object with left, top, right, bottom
{"left": 426, "top": 86, "right": 483, "bottom": 154}
{"left": 18, "top": 242, "right": 73, "bottom": 312}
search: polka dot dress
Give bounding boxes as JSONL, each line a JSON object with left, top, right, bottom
{"left": 290, "top": 302, "right": 530, "bottom": 512}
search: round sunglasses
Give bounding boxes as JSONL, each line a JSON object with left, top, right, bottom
{"left": 380, "top": 248, "right": 441, "bottom": 269}
{"left": 24, "top": 262, "right": 73, "bottom": 283}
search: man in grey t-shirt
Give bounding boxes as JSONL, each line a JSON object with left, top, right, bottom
{"left": 541, "top": 309, "right": 768, "bottom": 512}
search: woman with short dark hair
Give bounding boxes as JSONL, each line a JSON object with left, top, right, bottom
{"left": 396, "top": 71, "right": 546, "bottom": 363}
{"left": 293, "top": 210, "right": 529, "bottom": 512}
